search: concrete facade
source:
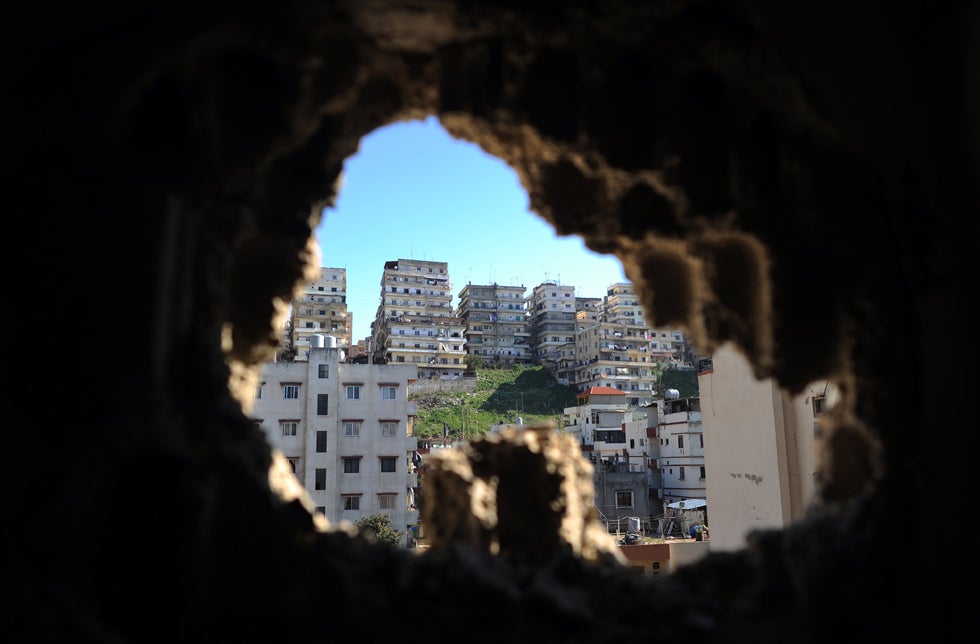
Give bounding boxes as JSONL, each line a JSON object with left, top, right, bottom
{"left": 698, "top": 344, "right": 839, "bottom": 552}
{"left": 371, "top": 258, "right": 468, "bottom": 377}
{"left": 252, "top": 344, "right": 420, "bottom": 540}
{"left": 288, "top": 267, "right": 351, "bottom": 358}
{"left": 457, "top": 282, "right": 531, "bottom": 364}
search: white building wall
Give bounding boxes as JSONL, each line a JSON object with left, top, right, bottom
{"left": 699, "top": 343, "right": 836, "bottom": 552}
{"left": 658, "top": 402, "right": 705, "bottom": 504}
{"left": 252, "top": 347, "right": 419, "bottom": 543}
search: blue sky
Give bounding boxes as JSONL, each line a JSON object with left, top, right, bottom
{"left": 316, "top": 115, "right": 627, "bottom": 342}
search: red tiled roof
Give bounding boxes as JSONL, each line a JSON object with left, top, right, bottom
{"left": 576, "top": 386, "right": 627, "bottom": 398}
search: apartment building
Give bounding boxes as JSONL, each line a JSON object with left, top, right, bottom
{"left": 526, "top": 281, "right": 577, "bottom": 369}
{"left": 370, "top": 258, "right": 468, "bottom": 377}
{"left": 287, "top": 266, "right": 351, "bottom": 359}
{"left": 654, "top": 392, "right": 705, "bottom": 506}
{"left": 251, "top": 338, "right": 420, "bottom": 542}
{"left": 562, "top": 386, "right": 654, "bottom": 528}
{"left": 457, "top": 282, "right": 530, "bottom": 365}
{"left": 698, "top": 343, "right": 838, "bottom": 552}
{"left": 558, "top": 282, "right": 689, "bottom": 407}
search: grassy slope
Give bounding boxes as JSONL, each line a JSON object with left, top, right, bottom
{"left": 409, "top": 365, "right": 578, "bottom": 439}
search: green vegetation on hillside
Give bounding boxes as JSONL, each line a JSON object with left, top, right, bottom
{"left": 660, "top": 368, "right": 699, "bottom": 399}
{"left": 409, "top": 365, "right": 578, "bottom": 440}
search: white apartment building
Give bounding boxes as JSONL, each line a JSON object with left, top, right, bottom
{"left": 562, "top": 386, "right": 645, "bottom": 462}
{"left": 288, "top": 266, "right": 351, "bottom": 359}
{"left": 654, "top": 392, "right": 705, "bottom": 506}
{"left": 457, "top": 282, "right": 530, "bottom": 364}
{"left": 562, "top": 386, "right": 655, "bottom": 529}
{"left": 371, "top": 258, "right": 467, "bottom": 376}
{"left": 251, "top": 338, "right": 420, "bottom": 542}
{"left": 698, "top": 343, "right": 838, "bottom": 552}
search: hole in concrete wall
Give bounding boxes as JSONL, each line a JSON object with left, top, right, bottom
{"left": 254, "top": 114, "right": 861, "bottom": 561}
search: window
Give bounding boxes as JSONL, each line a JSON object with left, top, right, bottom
{"left": 318, "top": 364, "right": 329, "bottom": 378}
{"left": 343, "top": 457, "right": 361, "bottom": 473}
{"left": 283, "top": 384, "right": 299, "bottom": 399}
{"left": 317, "top": 394, "right": 328, "bottom": 415}
{"left": 344, "top": 421, "right": 361, "bottom": 437}
{"left": 343, "top": 495, "right": 360, "bottom": 510}
{"left": 679, "top": 467, "right": 686, "bottom": 480}
{"left": 700, "top": 466, "right": 706, "bottom": 480}
{"left": 315, "top": 468, "right": 326, "bottom": 490}
{"left": 316, "top": 430, "right": 327, "bottom": 452}
{"left": 280, "top": 421, "right": 298, "bottom": 437}
{"left": 380, "top": 421, "right": 397, "bottom": 437}
{"left": 380, "top": 457, "right": 397, "bottom": 473}
{"left": 346, "top": 385, "right": 360, "bottom": 400}
{"left": 315, "top": 506, "right": 325, "bottom": 515}
{"left": 378, "top": 493, "right": 396, "bottom": 510}
{"left": 286, "top": 457, "right": 299, "bottom": 472}
{"left": 381, "top": 386, "right": 396, "bottom": 400}
{"left": 678, "top": 435, "right": 684, "bottom": 449}
{"left": 616, "top": 490, "right": 634, "bottom": 509}
{"left": 812, "top": 395, "right": 826, "bottom": 416}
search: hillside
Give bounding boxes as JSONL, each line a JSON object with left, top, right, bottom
{"left": 409, "top": 365, "right": 578, "bottom": 439}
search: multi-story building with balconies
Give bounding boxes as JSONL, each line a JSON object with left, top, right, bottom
{"left": 559, "top": 282, "right": 690, "bottom": 408}
{"left": 370, "top": 258, "right": 467, "bottom": 377}
{"left": 457, "top": 282, "right": 530, "bottom": 365}
{"left": 653, "top": 391, "right": 705, "bottom": 506}
{"left": 287, "top": 266, "right": 351, "bottom": 359}
{"left": 527, "top": 282, "right": 577, "bottom": 369}
{"left": 251, "top": 338, "right": 420, "bottom": 543}
{"left": 562, "top": 386, "right": 654, "bottom": 528}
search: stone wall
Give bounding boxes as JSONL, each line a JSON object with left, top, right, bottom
{"left": 409, "top": 376, "right": 479, "bottom": 395}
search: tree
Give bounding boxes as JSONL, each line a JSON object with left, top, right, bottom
{"left": 464, "top": 353, "right": 484, "bottom": 374}
{"left": 353, "top": 513, "right": 405, "bottom": 547}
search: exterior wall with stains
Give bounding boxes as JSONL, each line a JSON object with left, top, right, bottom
{"left": 699, "top": 343, "right": 830, "bottom": 552}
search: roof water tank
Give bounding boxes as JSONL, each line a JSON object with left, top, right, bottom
{"left": 323, "top": 334, "right": 337, "bottom": 348}
{"left": 665, "top": 388, "right": 680, "bottom": 400}
{"left": 309, "top": 334, "right": 325, "bottom": 348}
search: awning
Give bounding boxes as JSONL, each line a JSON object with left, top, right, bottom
{"left": 666, "top": 499, "right": 706, "bottom": 509}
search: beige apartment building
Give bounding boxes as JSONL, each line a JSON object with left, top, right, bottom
{"left": 287, "top": 266, "right": 351, "bottom": 359}
{"left": 558, "top": 282, "right": 689, "bottom": 408}
{"left": 251, "top": 338, "right": 421, "bottom": 543}
{"left": 457, "top": 282, "right": 530, "bottom": 365}
{"left": 370, "top": 258, "right": 467, "bottom": 377}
